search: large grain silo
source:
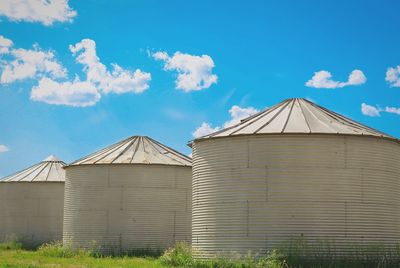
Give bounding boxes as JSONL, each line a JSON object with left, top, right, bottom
{"left": 63, "top": 136, "right": 192, "bottom": 254}
{"left": 191, "top": 98, "right": 400, "bottom": 258}
{"left": 0, "top": 155, "right": 66, "bottom": 248}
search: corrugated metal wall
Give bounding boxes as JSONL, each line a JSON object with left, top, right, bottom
{"left": 192, "top": 134, "right": 400, "bottom": 258}
{"left": 63, "top": 164, "right": 191, "bottom": 254}
{"left": 0, "top": 182, "right": 64, "bottom": 248}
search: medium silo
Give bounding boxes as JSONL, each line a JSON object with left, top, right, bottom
{"left": 63, "top": 136, "right": 192, "bottom": 254}
{"left": 0, "top": 155, "right": 66, "bottom": 248}
{"left": 192, "top": 98, "right": 400, "bottom": 258}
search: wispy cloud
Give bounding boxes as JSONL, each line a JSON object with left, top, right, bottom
{"left": 163, "top": 108, "right": 188, "bottom": 120}
{"left": 0, "top": 144, "right": 9, "bottom": 153}
{"left": 151, "top": 50, "right": 217, "bottom": 92}
{"left": 306, "top": 70, "right": 366, "bottom": 89}
{"left": 361, "top": 103, "right": 400, "bottom": 117}
{"left": 192, "top": 105, "right": 259, "bottom": 138}
{"left": 386, "top": 65, "right": 400, "bottom": 87}
{"left": 0, "top": 0, "right": 77, "bottom": 26}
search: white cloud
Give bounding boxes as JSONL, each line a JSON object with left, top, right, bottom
{"left": 384, "top": 106, "right": 400, "bottom": 115}
{"left": 361, "top": 103, "right": 380, "bottom": 117}
{"left": 152, "top": 51, "right": 217, "bottom": 92}
{"left": 70, "top": 39, "right": 151, "bottom": 94}
{"left": 0, "top": 144, "right": 9, "bottom": 153}
{"left": 361, "top": 103, "right": 400, "bottom": 117}
{"left": 192, "top": 122, "right": 220, "bottom": 138}
{"left": 31, "top": 77, "right": 100, "bottom": 107}
{"left": 152, "top": 51, "right": 169, "bottom": 61}
{"left": 223, "top": 105, "right": 259, "bottom": 128}
{"left": 192, "top": 105, "right": 259, "bottom": 138}
{"left": 386, "top": 66, "right": 400, "bottom": 87}
{"left": 306, "top": 69, "right": 366, "bottom": 89}
{"left": 1, "top": 44, "right": 67, "bottom": 83}
{"left": 0, "top": 0, "right": 77, "bottom": 26}
{"left": 1, "top": 37, "right": 150, "bottom": 107}
{"left": 0, "top": 35, "right": 13, "bottom": 54}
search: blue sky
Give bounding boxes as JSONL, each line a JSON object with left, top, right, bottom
{"left": 1, "top": 0, "right": 400, "bottom": 176}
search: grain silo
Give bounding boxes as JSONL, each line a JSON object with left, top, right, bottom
{"left": 63, "top": 136, "right": 192, "bottom": 254}
{"left": 0, "top": 155, "right": 66, "bottom": 248}
{"left": 191, "top": 98, "right": 400, "bottom": 258}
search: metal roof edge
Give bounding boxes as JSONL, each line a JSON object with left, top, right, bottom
{"left": 191, "top": 132, "right": 400, "bottom": 145}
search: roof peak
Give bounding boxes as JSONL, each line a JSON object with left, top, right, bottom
{"left": 42, "top": 155, "right": 61, "bottom": 162}
{"left": 195, "top": 98, "right": 396, "bottom": 141}
{"left": 1, "top": 157, "right": 66, "bottom": 182}
{"left": 69, "top": 135, "right": 192, "bottom": 167}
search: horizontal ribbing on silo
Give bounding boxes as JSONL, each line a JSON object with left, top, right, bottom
{"left": 0, "top": 182, "right": 64, "bottom": 248}
{"left": 63, "top": 165, "right": 191, "bottom": 254}
{"left": 192, "top": 135, "right": 400, "bottom": 258}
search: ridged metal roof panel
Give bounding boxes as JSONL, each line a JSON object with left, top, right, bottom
{"left": 196, "top": 98, "right": 394, "bottom": 140}
{"left": 69, "top": 136, "right": 192, "bottom": 166}
{"left": 1, "top": 155, "right": 66, "bottom": 182}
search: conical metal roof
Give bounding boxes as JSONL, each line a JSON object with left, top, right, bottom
{"left": 69, "top": 136, "right": 192, "bottom": 166}
{"left": 1, "top": 155, "right": 66, "bottom": 182}
{"left": 196, "top": 98, "right": 395, "bottom": 140}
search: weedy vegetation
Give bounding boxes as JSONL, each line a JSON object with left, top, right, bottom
{"left": 1, "top": 237, "right": 400, "bottom": 267}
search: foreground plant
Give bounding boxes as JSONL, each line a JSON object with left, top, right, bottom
{"left": 37, "top": 241, "right": 92, "bottom": 258}
{"left": 160, "top": 242, "right": 287, "bottom": 268}
{"left": 0, "top": 235, "right": 23, "bottom": 250}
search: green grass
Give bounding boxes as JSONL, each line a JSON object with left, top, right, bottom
{"left": 1, "top": 239, "right": 400, "bottom": 268}
{"left": 0, "top": 248, "right": 167, "bottom": 268}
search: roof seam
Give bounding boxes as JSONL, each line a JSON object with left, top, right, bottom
{"left": 71, "top": 137, "right": 130, "bottom": 165}
{"left": 147, "top": 136, "right": 191, "bottom": 164}
{"left": 281, "top": 99, "right": 295, "bottom": 133}
{"left": 44, "top": 162, "right": 53, "bottom": 182}
{"left": 130, "top": 137, "right": 142, "bottom": 164}
{"left": 15, "top": 163, "right": 45, "bottom": 182}
{"left": 28, "top": 162, "right": 50, "bottom": 182}
{"left": 298, "top": 99, "right": 312, "bottom": 133}
{"left": 254, "top": 100, "right": 291, "bottom": 134}
{"left": 111, "top": 136, "right": 138, "bottom": 164}
{"left": 92, "top": 138, "right": 132, "bottom": 164}
{"left": 228, "top": 101, "right": 286, "bottom": 136}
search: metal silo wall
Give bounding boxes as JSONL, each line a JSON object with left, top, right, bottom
{"left": 0, "top": 182, "right": 64, "bottom": 248}
{"left": 192, "top": 134, "right": 400, "bottom": 258}
{"left": 63, "top": 164, "right": 192, "bottom": 254}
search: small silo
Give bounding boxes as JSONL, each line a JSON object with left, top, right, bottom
{"left": 63, "top": 136, "right": 192, "bottom": 254}
{"left": 191, "top": 98, "right": 400, "bottom": 258}
{"left": 0, "top": 155, "right": 66, "bottom": 248}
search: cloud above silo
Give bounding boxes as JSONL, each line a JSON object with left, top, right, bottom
{"left": 192, "top": 105, "right": 259, "bottom": 138}
{"left": 151, "top": 50, "right": 218, "bottom": 92}
{"left": 306, "top": 70, "right": 366, "bottom": 88}
{"left": 361, "top": 102, "right": 400, "bottom": 117}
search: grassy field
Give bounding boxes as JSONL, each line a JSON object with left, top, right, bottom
{"left": 0, "top": 240, "right": 285, "bottom": 268}
{"left": 1, "top": 239, "right": 400, "bottom": 268}
{"left": 0, "top": 249, "right": 166, "bottom": 268}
